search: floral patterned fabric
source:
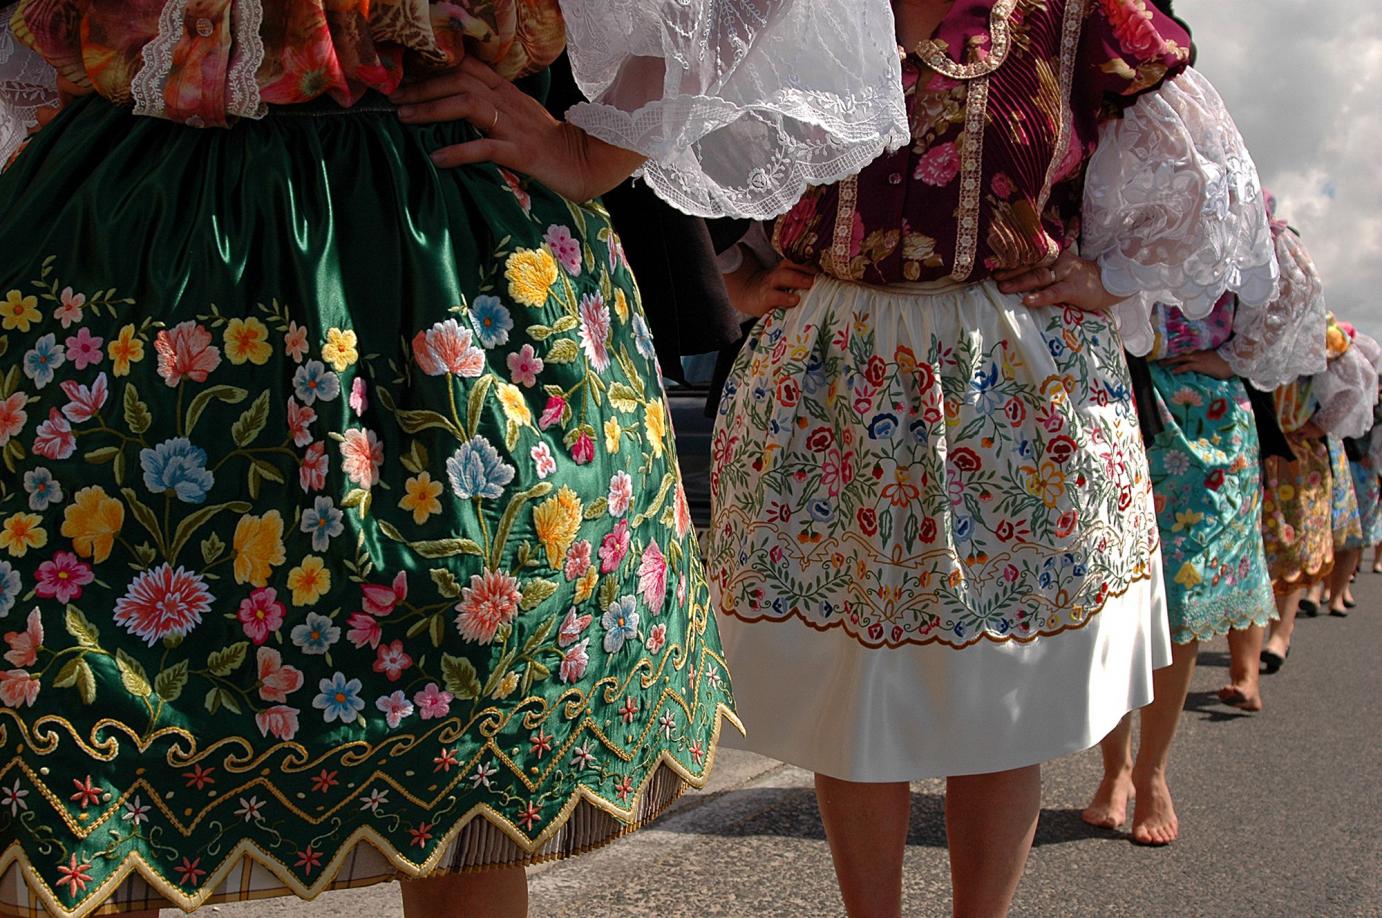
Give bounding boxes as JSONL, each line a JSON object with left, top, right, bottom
{"left": 1327, "top": 436, "right": 1362, "bottom": 550}
{"left": 1261, "top": 379, "right": 1332, "bottom": 592}
{"left": 1144, "top": 360, "right": 1274, "bottom": 644}
{"left": 773, "top": 0, "right": 1191, "bottom": 286}
{"left": 0, "top": 94, "right": 736, "bottom": 917}
{"left": 1349, "top": 457, "right": 1382, "bottom": 549}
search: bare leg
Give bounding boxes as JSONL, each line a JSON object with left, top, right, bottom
{"left": 1372, "top": 542, "right": 1382, "bottom": 572}
{"left": 947, "top": 765, "right": 1041, "bottom": 918}
{"left": 1218, "top": 624, "right": 1265, "bottom": 711}
{"left": 1330, "top": 548, "right": 1360, "bottom": 612}
{"left": 1127, "top": 640, "right": 1198, "bottom": 845}
{"left": 1081, "top": 714, "right": 1133, "bottom": 829}
{"left": 401, "top": 867, "right": 528, "bottom": 918}
{"left": 815, "top": 775, "right": 909, "bottom": 918}
{"left": 1264, "top": 586, "right": 1303, "bottom": 661}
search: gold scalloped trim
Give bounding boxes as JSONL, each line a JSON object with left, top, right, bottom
{"left": 910, "top": 0, "right": 1019, "bottom": 80}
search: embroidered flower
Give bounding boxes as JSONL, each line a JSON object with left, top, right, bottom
{"left": 61, "top": 486, "right": 124, "bottom": 563}
{"left": 23, "top": 467, "right": 61, "bottom": 512}
{"left": 107, "top": 324, "right": 145, "bottom": 377}
{"left": 539, "top": 395, "right": 566, "bottom": 430}
{"left": 349, "top": 377, "right": 369, "bottom": 415}
{"left": 559, "top": 637, "right": 589, "bottom": 683}
{"left": 608, "top": 471, "right": 633, "bottom": 517}
{"left": 571, "top": 430, "right": 595, "bottom": 465}
{"left": 287, "top": 556, "right": 331, "bottom": 607}
{"left": 373, "top": 639, "right": 413, "bottom": 682}
{"left": 632, "top": 313, "right": 656, "bottom": 361}
{"left": 533, "top": 485, "right": 583, "bottom": 568}
{"left": 0, "top": 670, "right": 39, "bottom": 708}
{"left": 292, "top": 360, "right": 340, "bottom": 405}
{"left": 238, "top": 587, "right": 285, "bottom": 645}
{"left": 286, "top": 397, "right": 316, "bottom": 446}
{"left": 0, "top": 393, "right": 27, "bottom": 448}
{"left": 300, "top": 496, "right": 344, "bottom": 552}
{"left": 345, "top": 612, "right": 381, "bottom": 649}
{"left": 557, "top": 608, "right": 592, "bottom": 648}
{"left": 638, "top": 539, "right": 668, "bottom": 614}
{"left": 23, "top": 334, "right": 65, "bottom": 389}
{"left": 140, "top": 437, "right": 214, "bottom": 504}
{"left": 454, "top": 569, "right": 522, "bottom": 644}
{"left": 644, "top": 400, "right": 667, "bottom": 459}
{"left": 470, "top": 295, "right": 513, "bottom": 347}
{"left": 300, "top": 441, "right": 329, "bottom": 492}
{"left": 601, "top": 595, "right": 640, "bottom": 653}
{"left": 284, "top": 320, "right": 309, "bottom": 363}
{"left": 496, "top": 382, "right": 533, "bottom": 427}
{"left": 375, "top": 690, "right": 414, "bottom": 728}
{"left": 59, "top": 373, "right": 109, "bottom": 423}
{"left": 2, "top": 607, "right": 40, "bottom": 666}
{"left": 339, "top": 428, "right": 383, "bottom": 488}
{"left": 154, "top": 321, "right": 221, "bottom": 386}
{"left": 530, "top": 442, "right": 557, "bottom": 479}
{"left": 564, "top": 541, "right": 592, "bottom": 581}
{"left": 232, "top": 511, "right": 286, "bottom": 587}
{"left": 0, "top": 513, "right": 46, "bottom": 558}
{"left": 65, "top": 328, "right": 103, "bottom": 370}
{"left": 646, "top": 623, "right": 667, "bottom": 654}
{"left": 33, "top": 409, "right": 74, "bottom": 460}
{"left": 35, "top": 551, "right": 93, "bottom": 603}
{"left": 0, "top": 290, "right": 39, "bottom": 332}
{"left": 54, "top": 287, "right": 84, "bottom": 327}
{"left": 321, "top": 327, "right": 358, "bottom": 372}
{"left": 224, "top": 317, "right": 272, "bottom": 365}
{"left": 506, "top": 344, "right": 544, "bottom": 387}
{"left": 255, "top": 646, "right": 304, "bottom": 703}
{"left": 399, "top": 472, "right": 443, "bottom": 524}
{"left": 446, "top": 435, "right": 514, "bottom": 500}
{"left": 313, "top": 672, "right": 365, "bottom": 724}
{"left": 413, "top": 682, "right": 453, "bottom": 720}
{"left": 113, "top": 564, "right": 212, "bottom": 645}
{"left": 291, "top": 611, "right": 340, "bottom": 655}
{"left": 578, "top": 292, "right": 611, "bottom": 371}
{"left": 599, "top": 519, "right": 631, "bottom": 573}
{"left": 255, "top": 705, "right": 300, "bottom": 740}
{"left": 544, "top": 225, "right": 583, "bottom": 275}
{"left": 412, "top": 318, "right": 484, "bottom": 377}
{"left": 505, "top": 248, "right": 559, "bottom": 307}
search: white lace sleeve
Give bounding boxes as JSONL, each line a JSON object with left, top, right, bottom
{"left": 559, "top": 0, "right": 909, "bottom": 219}
{"left": 1217, "top": 228, "right": 1328, "bottom": 391}
{"left": 0, "top": 2, "right": 58, "bottom": 168}
{"left": 1080, "top": 67, "right": 1277, "bottom": 357}
{"left": 1312, "top": 342, "right": 1379, "bottom": 441}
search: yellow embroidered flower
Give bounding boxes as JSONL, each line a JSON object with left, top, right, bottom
{"left": 604, "top": 417, "right": 622, "bottom": 454}
{"left": 224, "top": 317, "right": 272, "bottom": 365}
{"left": 0, "top": 290, "right": 39, "bottom": 332}
{"left": 533, "top": 485, "right": 583, "bottom": 568}
{"left": 399, "top": 472, "right": 443, "bottom": 525}
{"left": 505, "top": 248, "right": 559, "bottom": 307}
{"left": 0, "top": 512, "right": 46, "bottom": 558}
{"left": 1277, "top": 483, "right": 1296, "bottom": 501}
{"left": 644, "top": 399, "right": 666, "bottom": 459}
{"left": 108, "top": 324, "right": 145, "bottom": 377}
{"left": 321, "top": 327, "right": 358, "bottom": 372}
{"left": 1173, "top": 561, "right": 1202, "bottom": 588}
{"left": 61, "top": 486, "right": 124, "bottom": 563}
{"left": 233, "top": 510, "right": 286, "bottom": 587}
{"left": 287, "top": 555, "right": 331, "bottom": 606}
{"left": 493, "top": 671, "right": 520, "bottom": 699}
{"left": 1171, "top": 509, "right": 1205, "bottom": 533}
{"left": 1030, "top": 460, "right": 1065, "bottom": 509}
{"left": 575, "top": 566, "right": 598, "bottom": 604}
{"left": 496, "top": 382, "right": 532, "bottom": 427}
{"left": 613, "top": 288, "right": 630, "bottom": 323}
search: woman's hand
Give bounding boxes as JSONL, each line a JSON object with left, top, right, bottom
{"left": 392, "top": 58, "right": 646, "bottom": 203}
{"left": 725, "top": 258, "right": 817, "bottom": 318}
{"left": 994, "top": 249, "right": 1126, "bottom": 313}
{"left": 1162, "top": 349, "right": 1236, "bottom": 380}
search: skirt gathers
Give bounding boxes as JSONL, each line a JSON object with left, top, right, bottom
{"left": 707, "top": 276, "right": 1169, "bottom": 781}
{"left": 0, "top": 97, "right": 737, "bottom": 917}
{"left": 1262, "top": 435, "right": 1334, "bottom": 592}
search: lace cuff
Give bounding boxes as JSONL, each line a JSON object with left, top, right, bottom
{"left": 1081, "top": 68, "right": 1277, "bottom": 356}
{"left": 0, "top": 2, "right": 58, "bottom": 169}
{"left": 560, "top": 0, "right": 909, "bottom": 219}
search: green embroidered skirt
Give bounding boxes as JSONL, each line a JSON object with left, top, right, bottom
{"left": 0, "top": 95, "right": 737, "bottom": 916}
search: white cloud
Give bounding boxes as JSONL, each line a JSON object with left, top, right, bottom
{"left": 1177, "top": 0, "right": 1382, "bottom": 339}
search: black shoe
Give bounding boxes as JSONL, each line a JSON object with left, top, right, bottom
{"left": 1260, "top": 648, "right": 1287, "bottom": 674}
{"left": 1329, "top": 605, "right": 1350, "bottom": 618}
{"left": 1298, "top": 599, "right": 1319, "bottom": 618}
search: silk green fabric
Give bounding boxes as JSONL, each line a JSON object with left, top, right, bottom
{"left": 0, "top": 94, "right": 736, "bottom": 914}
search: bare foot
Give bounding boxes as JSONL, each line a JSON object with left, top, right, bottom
{"left": 1217, "top": 683, "right": 1263, "bottom": 712}
{"left": 1081, "top": 770, "right": 1133, "bottom": 830}
{"left": 1129, "top": 770, "right": 1178, "bottom": 845}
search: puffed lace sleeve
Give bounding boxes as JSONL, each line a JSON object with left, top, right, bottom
{"left": 1311, "top": 327, "right": 1380, "bottom": 441}
{"left": 558, "top": 0, "right": 909, "bottom": 219}
{"left": 0, "top": 2, "right": 58, "bottom": 168}
{"left": 1081, "top": 68, "right": 1277, "bottom": 357}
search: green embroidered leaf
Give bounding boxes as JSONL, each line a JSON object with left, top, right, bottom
{"left": 64, "top": 605, "right": 101, "bottom": 649}
{"left": 203, "top": 685, "right": 222, "bottom": 715}
{"left": 251, "top": 458, "right": 284, "bottom": 484}
{"left": 410, "top": 538, "right": 484, "bottom": 559}
{"left": 53, "top": 658, "right": 83, "bottom": 688}
{"left": 120, "top": 488, "right": 165, "bottom": 554}
{"left": 598, "top": 576, "right": 619, "bottom": 611}
{"left": 116, "top": 648, "right": 152, "bottom": 697}
{"left": 185, "top": 384, "right": 248, "bottom": 434}
{"left": 395, "top": 408, "right": 461, "bottom": 437}
{"left": 84, "top": 447, "right": 120, "bottom": 464}
{"left": 504, "top": 418, "right": 519, "bottom": 452}
{"left": 430, "top": 568, "right": 462, "bottom": 599}
{"left": 167, "top": 501, "right": 251, "bottom": 567}
{"left": 428, "top": 613, "right": 445, "bottom": 648}
{"left": 231, "top": 391, "right": 271, "bottom": 447}
{"left": 466, "top": 375, "right": 494, "bottom": 438}
{"left": 527, "top": 324, "right": 554, "bottom": 341}
{"left": 551, "top": 315, "right": 579, "bottom": 334}
{"left": 519, "top": 579, "right": 558, "bottom": 611}
{"left": 521, "top": 618, "right": 556, "bottom": 655}
{"left": 400, "top": 441, "right": 430, "bottom": 476}
{"left": 123, "top": 384, "right": 152, "bottom": 434}
{"left": 154, "top": 660, "right": 189, "bottom": 702}
{"left": 608, "top": 384, "right": 640, "bottom": 414}
{"left": 490, "top": 482, "right": 553, "bottom": 569}
{"left": 546, "top": 338, "right": 580, "bottom": 365}
{"left": 76, "top": 660, "right": 96, "bottom": 704}
{"left": 133, "top": 542, "right": 158, "bottom": 569}
{"left": 218, "top": 689, "right": 242, "bottom": 715}
{"left": 206, "top": 641, "right": 249, "bottom": 678}
{"left": 441, "top": 653, "right": 482, "bottom": 701}
{"left": 113, "top": 450, "right": 126, "bottom": 486}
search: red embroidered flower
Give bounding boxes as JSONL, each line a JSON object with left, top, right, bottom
{"left": 154, "top": 321, "right": 221, "bottom": 386}
{"left": 112, "top": 564, "right": 212, "bottom": 645}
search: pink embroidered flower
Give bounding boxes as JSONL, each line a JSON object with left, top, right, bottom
{"left": 256, "top": 646, "right": 304, "bottom": 702}
{"left": 286, "top": 398, "right": 315, "bottom": 447}
{"left": 506, "top": 344, "right": 544, "bottom": 387}
{"left": 990, "top": 172, "right": 1015, "bottom": 199}
{"left": 339, "top": 428, "right": 383, "bottom": 488}
{"left": 300, "top": 441, "right": 329, "bottom": 492}
{"left": 65, "top": 328, "right": 104, "bottom": 370}
{"left": 455, "top": 569, "right": 522, "bottom": 644}
{"left": 578, "top": 293, "right": 611, "bottom": 371}
{"left": 361, "top": 572, "right": 407, "bottom": 617}
{"left": 0, "top": 670, "right": 40, "bottom": 708}
{"left": 638, "top": 540, "right": 668, "bottom": 614}
{"left": 607, "top": 471, "right": 632, "bottom": 517}
{"left": 284, "top": 321, "right": 309, "bottom": 363}
{"left": 254, "top": 705, "right": 300, "bottom": 741}
{"left": 112, "top": 564, "right": 212, "bottom": 645}
{"left": 530, "top": 442, "right": 557, "bottom": 479}
{"left": 349, "top": 377, "right": 369, "bottom": 415}
{"left": 544, "top": 225, "right": 583, "bottom": 275}
{"left": 345, "top": 611, "right": 382, "bottom": 649}
{"left": 914, "top": 141, "right": 961, "bottom": 187}
{"left": 59, "top": 374, "right": 108, "bottom": 423}
{"left": 538, "top": 395, "right": 566, "bottom": 430}
{"left": 500, "top": 169, "right": 531, "bottom": 213}
{"left": 564, "top": 540, "right": 592, "bottom": 581}
{"left": 598, "top": 519, "right": 630, "bottom": 573}
{"left": 32, "top": 409, "right": 75, "bottom": 460}
{"left": 3, "top": 609, "right": 42, "bottom": 668}
{"left": 0, "top": 393, "right": 27, "bottom": 447}
{"left": 571, "top": 431, "right": 595, "bottom": 465}
{"left": 559, "top": 638, "right": 589, "bottom": 684}
{"left": 375, "top": 690, "right": 414, "bottom": 728}
{"left": 154, "top": 321, "right": 221, "bottom": 386}
{"left": 237, "top": 587, "right": 285, "bottom": 645}
{"left": 1100, "top": 0, "right": 1172, "bottom": 60}
{"left": 54, "top": 287, "right": 84, "bottom": 328}
{"left": 34, "top": 551, "right": 93, "bottom": 604}
{"left": 557, "top": 608, "right": 591, "bottom": 648}
{"left": 412, "top": 319, "right": 485, "bottom": 377}
{"left": 646, "top": 623, "right": 667, "bottom": 654}
{"left": 414, "top": 682, "right": 454, "bottom": 720}
{"left": 373, "top": 639, "right": 413, "bottom": 682}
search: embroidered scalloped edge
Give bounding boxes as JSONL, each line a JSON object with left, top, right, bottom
{"left": 909, "top": 0, "right": 1018, "bottom": 80}
{"left": 227, "top": 0, "right": 266, "bottom": 120}
{"left": 129, "top": 0, "right": 191, "bottom": 119}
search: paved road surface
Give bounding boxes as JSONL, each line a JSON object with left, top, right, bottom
{"left": 182, "top": 583, "right": 1380, "bottom": 917}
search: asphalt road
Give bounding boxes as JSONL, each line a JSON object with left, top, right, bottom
{"left": 184, "top": 580, "right": 1380, "bottom": 918}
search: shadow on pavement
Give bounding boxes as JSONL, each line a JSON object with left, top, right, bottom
{"left": 1182, "top": 689, "right": 1253, "bottom": 723}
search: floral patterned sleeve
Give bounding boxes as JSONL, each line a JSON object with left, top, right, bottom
{"left": 1076, "top": 0, "right": 1191, "bottom": 109}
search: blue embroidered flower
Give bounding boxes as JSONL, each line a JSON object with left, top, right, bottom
{"left": 313, "top": 672, "right": 365, "bottom": 724}
{"left": 970, "top": 362, "right": 1002, "bottom": 413}
{"left": 140, "top": 438, "right": 214, "bottom": 504}
{"left": 868, "top": 412, "right": 899, "bottom": 439}
{"left": 0, "top": 560, "right": 20, "bottom": 616}
{"left": 23, "top": 467, "right": 62, "bottom": 511}
{"left": 1018, "top": 438, "right": 1034, "bottom": 459}
{"left": 23, "top": 334, "right": 65, "bottom": 389}
{"left": 292, "top": 359, "right": 341, "bottom": 405}
{"left": 632, "top": 313, "right": 656, "bottom": 361}
{"left": 1046, "top": 337, "right": 1065, "bottom": 359}
{"left": 470, "top": 295, "right": 513, "bottom": 348}
{"left": 909, "top": 419, "right": 929, "bottom": 445}
{"left": 601, "top": 595, "right": 640, "bottom": 653}
{"left": 292, "top": 612, "right": 341, "bottom": 655}
{"left": 809, "top": 499, "right": 833, "bottom": 522}
{"left": 300, "top": 496, "right": 344, "bottom": 552}
{"left": 446, "top": 435, "right": 515, "bottom": 500}
{"left": 954, "top": 514, "right": 974, "bottom": 548}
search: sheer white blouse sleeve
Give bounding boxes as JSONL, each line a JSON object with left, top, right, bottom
{"left": 0, "top": 3, "right": 58, "bottom": 170}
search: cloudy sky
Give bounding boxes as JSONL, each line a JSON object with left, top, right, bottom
{"left": 1177, "top": 0, "right": 1382, "bottom": 337}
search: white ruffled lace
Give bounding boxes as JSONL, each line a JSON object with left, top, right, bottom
{"left": 0, "top": 1, "right": 58, "bottom": 168}
{"left": 1081, "top": 68, "right": 1277, "bottom": 357}
{"left": 560, "top": 0, "right": 910, "bottom": 219}
{"left": 1312, "top": 338, "right": 1379, "bottom": 441}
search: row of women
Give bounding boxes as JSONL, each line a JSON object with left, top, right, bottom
{"left": 0, "top": 1, "right": 1341, "bottom": 916}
